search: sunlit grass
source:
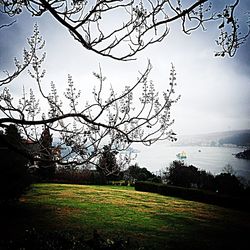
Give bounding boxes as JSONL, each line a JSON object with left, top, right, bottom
{"left": 16, "top": 183, "right": 250, "bottom": 249}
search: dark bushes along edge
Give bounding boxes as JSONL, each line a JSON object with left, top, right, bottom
{"left": 135, "top": 181, "right": 250, "bottom": 212}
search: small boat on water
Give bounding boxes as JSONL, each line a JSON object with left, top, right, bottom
{"left": 176, "top": 151, "right": 187, "bottom": 160}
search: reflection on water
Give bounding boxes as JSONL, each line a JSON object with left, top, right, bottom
{"left": 134, "top": 145, "right": 250, "bottom": 180}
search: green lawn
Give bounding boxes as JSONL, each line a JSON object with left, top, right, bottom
{"left": 2, "top": 183, "right": 250, "bottom": 249}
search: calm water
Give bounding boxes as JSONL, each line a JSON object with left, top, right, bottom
{"left": 134, "top": 145, "right": 250, "bottom": 180}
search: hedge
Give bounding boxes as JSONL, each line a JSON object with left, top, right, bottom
{"left": 135, "top": 181, "right": 250, "bottom": 212}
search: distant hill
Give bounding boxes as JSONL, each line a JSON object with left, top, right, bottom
{"left": 219, "top": 133, "right": 250, "bottom": 147}
{"left": 171, "top": 130, "right": 250, "bottom": 147}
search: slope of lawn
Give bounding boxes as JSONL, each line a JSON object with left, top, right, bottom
{"left": 1, "top": 183, "right": 250, "bottom": 249}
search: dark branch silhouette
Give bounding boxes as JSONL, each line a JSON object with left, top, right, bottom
{"left": 0, "top": 0, "right": 248, "bottom": 60}
{"left": 0, "top": 25, "right": 179, "bottom": 174}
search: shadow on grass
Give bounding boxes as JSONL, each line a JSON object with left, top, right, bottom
{"left": 1, "top": 202, "right": 249, "bottom": 250}
{"left": 0, "top": 203, "right": 142, "bottom": 250}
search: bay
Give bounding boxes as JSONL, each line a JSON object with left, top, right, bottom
{"left": 134, "top": 144, "right": 250, "bottom": 181}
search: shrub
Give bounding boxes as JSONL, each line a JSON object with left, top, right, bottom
{"left": 197, "top": 170, "right": 216, "bottom": 191}
{"left": 135, "top": 181, "right": 250, "bottom": 211}
{"left": 53, "top": 168, "right": 107, "bottom": 185}
{"left": 215, "top": 173, "right": 243, "bottom": 195}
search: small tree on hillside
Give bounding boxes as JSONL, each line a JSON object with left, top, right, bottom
{"left": 197, "top": 170, "right": 215, "bottom": 191}
{"left": 215, "top": 171, "right": 242, "bottom": 195}
{"left": 37, "top": 127, "right": 56, "bottom": 179}
{"left": 166, "top": 161, "right": 199, "bottom": 188}
{"left": 222, "top": 164, "right": 236, "bottom": 175}
{"left": 97, "top": 145, "right": 120, "bottom": 181}
{"left": 124, "top": 163, "right": 155, "bottom": 182}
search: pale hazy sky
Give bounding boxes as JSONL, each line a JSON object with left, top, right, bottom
{"left": 0, "top": 0, "right": 250, "bottom": 138}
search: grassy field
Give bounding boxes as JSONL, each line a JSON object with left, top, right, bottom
{"left": 1, "top": 183, "right": 250, "bottom": 249}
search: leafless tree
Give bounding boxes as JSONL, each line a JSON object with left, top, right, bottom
{"left": 0, "top": 25, "right": 179, "bottom": 174}
{"left": 0, "top": 0, "right": 249, "bottom": 60}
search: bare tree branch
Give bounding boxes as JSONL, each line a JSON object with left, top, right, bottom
{"left": 0, "top": 25, "right": 179, "bottom": 175}
{"left": 0, "top": 19, "right": 16, "bottom": 29}
{"left": 0, "top": 0, "right": 248, "bottom": 60}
